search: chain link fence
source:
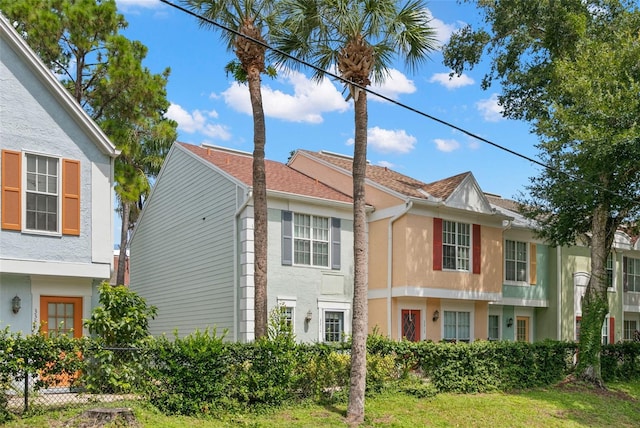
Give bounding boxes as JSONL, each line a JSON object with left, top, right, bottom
{"left": 4, "top": 347, "right": 145, "bottom": 415}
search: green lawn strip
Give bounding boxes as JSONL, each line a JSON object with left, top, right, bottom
{"left": 4, "top": 381, "right": 640, "bottom": 427}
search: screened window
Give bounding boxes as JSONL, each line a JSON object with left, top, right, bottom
{"left": 488, "top": 315, "right": 499, "bottom": 341}
{"left": 624, "top": 320, "right": 638, "bottom": 342}
{"left": 282, "top": 306, "right": 293, "bottom": 328}
{"left": 294, "top": 214, "right": 329, "bottom": 267}
{"left": 442, "top": 221, "right": 470, "bottom": 271}
{"left": 324, "top": 311, "right": 344, "bottom": 342}
{"left": 623, "top": 257, "right": 640, "bottom": 292}
{"left": 606, "top": 254, "right": 614, "bottom": 289}
{"left": 505, "top": 240, "right": 528, "bottom": 282}
{"left": 443, "top": 311, "right": 470, "bottom": 342}
{"left": 601, "top": 317, "right": 609, "bottom": 345}
{"left": 25, "top": 153, "right": 59, "bottom": 232}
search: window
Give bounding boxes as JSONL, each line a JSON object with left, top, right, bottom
{"left": 488, "top": 315, "right": 499, "bottom": 341}
{"left": 25, "top": 153, "right": 59, "bottom": 232}
{"left": 575, "top": 317, "right": 581, "bottom": 341}
{"left": 442, "top": 221, "right": 470, "bottom": 271}
{"left": 40, "top": 296, "right": 83, "bottom": 338}
{"left": 1, "top": 150, "right": 80, "bottom": 235}
{"left": 606, "top": 254, "right": 614, "bottom": 289}
{"left": 601, "top": 317, "right": 609, "bottom": 345}
{"left": 624, "top": 320, "right": 638, "bottom": 341}
{"left": 324, "top": 311, "right": 344, "bottom": 342}
{"left": 282, "top": 212, "right": 340, "bottom": 269}
{"left": 623, "top": 257, "right": 640, "bottom": 292}
{"left": 505, "top": 240, "right": 528, "bottom": 282}
{"left": 516, "top": 317, "right": 530, "bottom": 342}
{"left": 443, "top": 311, "right": 470, "bottom": 342}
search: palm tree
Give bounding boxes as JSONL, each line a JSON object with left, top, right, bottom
{"left": 181, "top": 0, "right": 278, "bottom": 339}
{"left": 272, "top": 0, "right": 437, "bottom": 422}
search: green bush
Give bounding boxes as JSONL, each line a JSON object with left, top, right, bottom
{"left": 601, "top": 342, "right": 640, "bottom": 381}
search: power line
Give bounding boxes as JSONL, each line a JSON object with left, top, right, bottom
{"left": 158, "top": 0, "right": 640, "bottom": 204}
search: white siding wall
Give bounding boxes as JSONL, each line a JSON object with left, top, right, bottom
{"left": 130, "top": 147, "right": 239, "bottom": 338}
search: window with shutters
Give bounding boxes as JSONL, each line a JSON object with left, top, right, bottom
{"left": 442, "top": 220, "right": 470, "bottom": 271}
{"left": 282, "top": 211, "right": 340, "bottom": 269}
{"left": 2, "top": 150, "right": 80, "bottom": 235}
{"left": 26, "top": 153, "right": 59, "bottom": 233}
{"left": 623, "top": 257, "right": 640, "bottom": 292}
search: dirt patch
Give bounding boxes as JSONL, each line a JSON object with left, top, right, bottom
{"left": 555, "top": 375, "right": 638, "bottom": 402}
{"left": 55, "top": 407, "right": 140, "bottom": 428}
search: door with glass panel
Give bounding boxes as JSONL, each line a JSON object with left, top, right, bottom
{"left": 401, "top": 309, "right": 421, "bottom": 342}
{"left": 516, "top": 316, "right": 530, "bottom": 342}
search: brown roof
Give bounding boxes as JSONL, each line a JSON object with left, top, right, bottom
{"left": 484, "top": 193, "right": 523, "bottom": 212}
{"left": 179, "top": 143, "right": 352, "bottom": 203}
{"left": 297, "top": 150, "right": 469, "bottom": 200}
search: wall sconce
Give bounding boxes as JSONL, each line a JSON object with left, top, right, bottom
{"left": 305, "top": 310, "right": 312, "bottom": 322}
{"left": 432, "top": 310, "right": 440, "bottom": 322}
{"left": 12, "top": 295, "right": 21, "bottom": 314}
{"left": 507, "top": 317, "right": 513, "bottom": 328}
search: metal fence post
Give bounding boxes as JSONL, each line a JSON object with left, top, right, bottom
{"left": 23, "top": 370, "right": 28, "bottom": 413}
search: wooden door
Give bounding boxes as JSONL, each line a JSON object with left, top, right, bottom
{"left": 516, "top": 316, "right": 530, "bottom": 342}
{"left": 40, "top": 296, "right": 83, "bottom": 338}
{"left": 401, "top": 309, "right": 421, "bottom": 342}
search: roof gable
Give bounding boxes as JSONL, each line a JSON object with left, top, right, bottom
{"left": 179, "top": 143, "right": 352, "bottom": 204}
{"left": 0, "top": 16, "right": 118, "bottom": 158}
{"left": 443, "top": 173, "right": 495, "bottom": 214}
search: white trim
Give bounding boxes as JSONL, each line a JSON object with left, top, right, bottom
{"left": 31, "top": 276, "right": 93, "bottom": 336}
{"left": 317, "top": 299, "right": 351, "bottom": 343}
{"left": 623, "top": 305, "right": 640, "bottom": 313}
{"left": 495, "top": 297, "right": 548, "bottom": 308}
{"left": 368, "top": 286, "right": 501, "bottom": 302}
{"left": 1, "top": 258, "right": 110, "bottom": 279}
{"left": 21, "top": 151, "right": 62, "bottom": 236}
{"left": 441, "top": 301, "right": 475, "bottom": 341}
{"left": 397, "top": 303, "right": 426, "bottom": 341}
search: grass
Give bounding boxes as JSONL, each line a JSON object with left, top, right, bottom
{"left": 4, "top": 380, "right": 640, "bottom": 427}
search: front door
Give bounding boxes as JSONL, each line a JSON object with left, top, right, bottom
{"left": 516, "top": 316, "right": 530, "bottom": 342}
{"left": 401, "top": 309, "right": 421, "bottom": 342}
{"left": 40, "top": 296, "right": 83, "bottom": 338}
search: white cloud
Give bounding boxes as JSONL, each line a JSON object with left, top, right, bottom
{"left": 476, "top": 93, "right": 504, "bottom": 122}
{"left": 369, "top": 69, "right": 417, "bottom": 102}
{"left": 220, "top": 69, "right": 349, "bottom": 123}
{"left": 425, "top": 9, "right": 459, "bottom": 48}
{"left": 166, "top": 103, "right": 231, "bottom": 140}
{"left": 346, "top": 127, "right": 417, "bottom": 155}
{"left": 429, "top": 72, "right": 474, "bottom": 89}
{"left": 377, "top": 160, "right": 396, "bottom": 169}
{"left": 433, "top": 138, "right": 460, "bottom": 152}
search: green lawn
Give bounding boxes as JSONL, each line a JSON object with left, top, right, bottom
{"left": 5, "top": 380, "right": 640, "bottom": 427}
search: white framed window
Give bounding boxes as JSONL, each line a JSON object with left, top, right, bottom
{"left": 318, "top": 300, "right": 351, "bottom": 343}
{"left": 442, "top": 220, "right": 470, "bottom": 271}
{"left": 624, "top": 320, "right": 637, "bottom": 341}
{"left": 623, "top": 257, "right": 640, "bottom": 292}
{"left": 488, "top": 315, "right": 500, "bottom": 341}
{"left": 505, "top": 240, "right": 528, "bottom": 282}
{"left": 606, "top": 254, "right": 614, "bottom": 290}
{"left": 294, "top": 213, "right": 329, "bottom": 267}
{"left": 443, "top": 310, "right": 470, "bottom": 342}
{"left": 324, "top": 311, "right": 344, "bottom": 342}
{"left": 601, "top": 316, "right": 609, "bottom": 345}
{"left": 25, "top": 153, "right": 60, "bottom": 233}
{"left": 276, "top": 297, "right": 297, "bottom": 332}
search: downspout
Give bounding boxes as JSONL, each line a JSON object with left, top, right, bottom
{"left": 233, "top": 188, "right": 253, "bottom": 342}
{"left": 387, "top": 201, "right": 413, "bottom": 338}
{"left": 557, "top": 245, "right": 562, "bottom": 340}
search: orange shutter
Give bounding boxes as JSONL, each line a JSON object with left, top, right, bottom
{"left": 62, "top": 159, "right": 80, "bottom": 236}
{"left": 433, "top": 218, "right": 442, "bottom": 271}
{"left": 1, "top": 150, "right": 21, "bottom": 230}
{"left": 530, "top": 243, "right": 537, "bottom": 285}
{"left": 472, "top": 224, "right": 481, "bottom": 274}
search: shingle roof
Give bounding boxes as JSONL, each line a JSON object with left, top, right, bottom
{"left": 296, "top": 150, "right": 470, "bottom": 200}
{"left": 179, "top": 143, "right": 353, "bottom": 203}
{"left": 484, "top": 193, "right": 523, "bottom": 212}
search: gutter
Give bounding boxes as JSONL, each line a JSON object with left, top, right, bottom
{"left": 233, "top": 188, "right": 253, "bottom": 342}
{"left": 387, "top": 201, "right": 413, "bottom": 337}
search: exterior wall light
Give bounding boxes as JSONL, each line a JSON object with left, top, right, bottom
{"left": 432, "top": 310, "right": 440, "bottom": 322}
{"left": 305, "top": 310, "right": 312, "bottom": 322}
{"left": 507, "top": 317, "right": 514, "bottom": 328}
{"left": 12, "top": 295, "right": 21, "bottom": 314}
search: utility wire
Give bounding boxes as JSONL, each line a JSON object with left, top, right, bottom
{"left": 159, "top": 0, "right": 640, "bottom": 204}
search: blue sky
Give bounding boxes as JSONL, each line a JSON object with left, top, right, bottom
{"left": 113, "top": 0, "right": 544, "bottom": 246}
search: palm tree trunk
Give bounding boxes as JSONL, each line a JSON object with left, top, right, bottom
{"left": 347, "top": 89, "right": 368, "bottom": 424}
{"left": 247, "top": 67, "right": 268, "bottom": 340}
{"left": 116, "top": 201, "right": 130, "bottom": 286}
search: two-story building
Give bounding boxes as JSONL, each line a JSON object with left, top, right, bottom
{"left": 0, "top": 16, "right": 119, "bottom": 336}
{"left": 129, "top": 143, "right": 355, "bottom": 342}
